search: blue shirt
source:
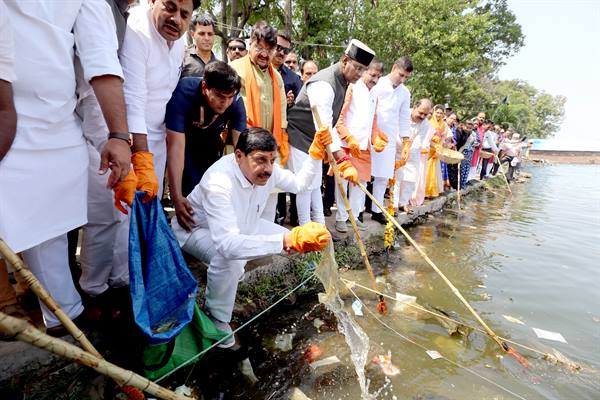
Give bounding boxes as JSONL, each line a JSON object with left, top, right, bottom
{"left": 166, "top": 77, "right": 246, "bottom": 196}
{"left": 277, "top": 64, "right": 302, "bottom": 106}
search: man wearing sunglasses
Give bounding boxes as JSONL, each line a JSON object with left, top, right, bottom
{"left": 226, "top": 37, "right": 247, "bottom": 62}
{"left": 272, "top": 32, "right": 302, "bottom": 109}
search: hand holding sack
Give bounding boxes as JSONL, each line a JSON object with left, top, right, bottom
{"left": 132, "top": 151, "right": 159, "bottom": 203}
{"left": 278, "top": 130, "right": 290, "bottom": 166}
{"left": 113, "top": 169, "right": 137, "bottom": 214}
{"left": 345, "top": 135, "right": 361, "bottom": 158}
{"left": 373, "top": 132, "right": 388, "bottom": 152}
{"left": 338, "top": 160, "right": 359, "bottom": 184}
{"left": 308, "top": 126, "right": 333, "bottom": 160}
{"left": 289, "top": 222, "right": 331, "bottom": 253}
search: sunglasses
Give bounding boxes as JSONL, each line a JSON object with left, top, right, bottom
{"left": 276, "top": 44, "right": 291, "bottom": 55}
{"left": 228, "top": 45, "right": 245, "bottom": 51}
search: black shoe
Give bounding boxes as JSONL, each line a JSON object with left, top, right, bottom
{"left": 371, "top": 212, "right": 387, "bottom": 225}
{"left": 323, "top": 208, "right": 332, "bottom": 217}
{"left": 357, "top": 212, "right": 364, "bottom": 223}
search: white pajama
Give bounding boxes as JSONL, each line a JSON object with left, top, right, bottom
{"left": 22, "top": 235, "right": 84, "bottom": 328}
{"left": 335, "top": 180, "right": 366, "bottom": 222}
{"left": 371, "top": 177, "right": 388, "bottom": 214}
{"left": 182, "top": 220, "right": 287, "bottom": 322}
{"left": 288, "top": 145, "right": 324, "bottom": 225}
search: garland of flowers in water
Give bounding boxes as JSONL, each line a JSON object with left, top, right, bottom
{"left": 383, "top": 178, "right": 396, "bottom": 251}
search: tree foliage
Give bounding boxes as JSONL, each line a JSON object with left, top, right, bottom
{"left": 198, "top": 0, "right": 565, "bottom": 138}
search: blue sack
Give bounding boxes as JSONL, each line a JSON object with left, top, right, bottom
{"left": 129, "top": 192, "right": 198, "bottom": 345}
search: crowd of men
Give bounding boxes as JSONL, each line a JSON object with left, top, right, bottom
{"left": 0, "top": 0, "right": 530, "bottom": 352}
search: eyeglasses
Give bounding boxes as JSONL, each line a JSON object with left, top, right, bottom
{"left": 228, "top": 45, "right": 245, "bottom": 51}
{"left": 276, "top": 44, "right": 291, "bottom": 55}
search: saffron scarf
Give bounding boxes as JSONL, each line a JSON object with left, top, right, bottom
{"left": 240, "top": 55, "right": 285, "bottom": 148}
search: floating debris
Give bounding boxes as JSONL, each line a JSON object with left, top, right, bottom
{"left": 503, "top": 315, "right": 526, "bottom": 325}
{"left": 425, "top": 350, "right": 443, "bottom": 360}
{"left": 313, "top": 318, "right": 325, "bottom": 330}
{"left": 352, "top": 299, "right": 363, "bottom": 316}
{"left": 288, "top": 387, "right": 312, "bottom": 400}
{"left": 309, "top": 355, "right": 341, "bottom": 370}
{"left": 174, "top": 385, "right": 193, "bottom": 397}
{"left": 543, "top": 349, "right": 582, "bottom": 371}
{"left": 273, "top": 332, "right": 296, "bottom": 352}
{"left": 533, "top": 327, "right": 567, "bottom": 344}
{"left": 372, "top": 352, "right": 400, "bottom": 376}
{"left": 304, "top": 344, "right": 323, "bottom": 363}
{"left": 239, "top": 357, "right": 259, "bottom": 384}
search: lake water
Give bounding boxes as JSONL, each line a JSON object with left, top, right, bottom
{"left": 253, "top": 164, "right": 600, "bottom": 400}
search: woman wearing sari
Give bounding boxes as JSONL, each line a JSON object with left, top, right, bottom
{"left": 425, "top": 105, "right": 449, "bottom": 198}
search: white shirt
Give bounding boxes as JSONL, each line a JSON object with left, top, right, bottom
{"left": 172, "top": 154, "right": 321, "bottom": 260}
{"left": 337, "top": 79, "right": 377, "bottom": 150}
{"left": 0, "top": 2, "right": 15, "bottom": 83}
{"left": 5, "top": 0, "right": 122, "bottom": 150}
{"left": 372, "top": 76, "right": 411, "bottom": 144}
{"left": 399, "top": 117, "right": 435, "bottom": 183}
{"left": 120, "top": 4, "right": 185, "bottom": 141}
{"left": 306, "top": 80, "right": 343, "bottom": 152}
{"left": 482, "top": 130, "right": 498, "bottom": 152}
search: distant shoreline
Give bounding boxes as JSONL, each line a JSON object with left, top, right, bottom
{"left": 528, "top": 150, "right": 600, "bottom": 164}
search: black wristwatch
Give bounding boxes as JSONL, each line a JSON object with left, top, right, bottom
{"left": 108, "top": 132, "right": 132, "bottom": 145}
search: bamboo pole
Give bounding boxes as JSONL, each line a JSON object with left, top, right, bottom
{"left": 457, "top": 164, "right": 461, "bottom": 210}
{"left": 495, "top": 155, "right": 513, "bottom": 196}
{"left": 310, "top": 106, "right": 384, "bottom": 308}
{"left": 0, "top": 312, "right": 189, "bottom": 400}
{"left": 355, "top": 181, "right": 527, "bottom": 363}
{"left": 0, "top": 239, "right": 100, "bottom": 357}
{"left": 0, "top": 239, "right": 146, "bottom": 398}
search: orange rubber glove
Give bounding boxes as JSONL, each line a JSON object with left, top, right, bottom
{"left": 289, "top": 222, "right": 331, "bottom": 253}
{"left": 394, "top": 159, "right": 406, "bottom": 170}
{"left": 400, "top": 137, "right": 411, "bottom": 162}
{"left": 344, "top": 135, "right": 361, "bottom": 158}
{"left": 338, "top": 160, "right": 359, "bottom": 184}
{"left": 132, "top": 151, "right": 159, "bottom": 203}
{"left": 431, "top": 135, "right": 441, "bottom": 144}
{"left": 113, "top": 168, "right": 137, "bottom": 214}
{"left": 308, "top": 126, "right": 333, "bottom": 160}
{"left": 278, "top": 130, "right": 289, "bottom": 166}
{"left": 372, "top": 132, "right": 388, "bottom": 152}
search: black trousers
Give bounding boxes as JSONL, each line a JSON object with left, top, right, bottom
{"left": 480, "top": 148, "right": 493, "bottom": 179}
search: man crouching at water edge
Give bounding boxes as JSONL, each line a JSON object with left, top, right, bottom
{"left": 171, "top": 127, "right": 333, "bottom": 347}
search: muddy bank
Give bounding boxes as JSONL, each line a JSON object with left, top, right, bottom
{"left": 0, "top": 174, "right": 518, "bottom": 399}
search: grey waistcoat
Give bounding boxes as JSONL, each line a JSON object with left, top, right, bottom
{"left": 287, "top": 62, "right": 348, "bottom": 153}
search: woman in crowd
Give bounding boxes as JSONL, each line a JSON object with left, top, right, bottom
{"left": 425, "top": 104, "right": 450, "bottom": 198}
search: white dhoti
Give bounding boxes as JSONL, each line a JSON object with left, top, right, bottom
{"left": 288, "top": 146, "right": 324, "bottom": 225}
{"left": 396, "top": 148, "right": 420, "bottom": 208}
{"left": 182, "top": 219, "right": 288, "bottom": 322}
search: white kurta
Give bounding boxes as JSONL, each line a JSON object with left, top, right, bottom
{"left": 371, "top": 76, "right": 411, "bottom": 179}
{"left": 398, "top": 117, "right": 435, "bottom": 184}
{"left": 338, "top": 80, "right": 376, "bottom": 150}
{"left": 173, "top": 153, "right": 322, "bottom": 322}
{"left": 0, "top": 2, "right": 15, "bottom": 83}
{"left": 305, "top": 80, "right": 344, "bottom": 152}
{"left": 0, "top": 0, "right": 123, "bottom": 253}
{"left": 120, "top": 4, "right": 185, "bottom": 195}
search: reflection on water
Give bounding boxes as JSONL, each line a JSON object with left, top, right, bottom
{"left": 305, "top": 165, "right": 600, "bottom": 399}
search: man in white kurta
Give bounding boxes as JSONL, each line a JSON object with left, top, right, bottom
{"left": 172, "top": 128, "right": 331, "bottom": 347}
{"left": 370, "top": 57, "right": 413, "bottom": 223}
{"left": 333, "top": 61, "right": 386, "bottom": 232}
{"left": 397, "top": 99, "right": 434, "bottom": 210}
{"left": 0, "top": 1, "right": 131, "bottom": 329}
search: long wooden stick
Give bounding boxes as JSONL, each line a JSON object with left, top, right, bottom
{"left": 0, "top": 239, "right": 100, "bottom": 357}
{"left": 310, "top": 107, "right": 378, "bottom": 290}
{"left": 355, "top": 182, "right": 515, "bottom": 354}
{"left": 495, "top": 155, "right": 513, "bottom": 196}
{"left": 0, "top": 239, "right": 146, "bottom": 398}
{"left": 457, "top": 164, "right": 461, "bottom": 210}
{"left": 0, "top": 312, "right": 188, "bottom": 400}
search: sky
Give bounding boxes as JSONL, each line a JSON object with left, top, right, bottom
{"left": 498, "top": 0, "right": 600, "bottom": 151}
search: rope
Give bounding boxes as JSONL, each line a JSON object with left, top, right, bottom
{"left": 346, "top": 286, "right": 529, "bottom": 400}
{"left": 342, "top": 278, "right": 594, "bottom": 369}
{"left": 154, "top": 272, "right": 317, "bottom": 384}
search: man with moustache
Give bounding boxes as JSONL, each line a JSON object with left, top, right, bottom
{"left": 171, "top": 127, "right": 332, "bottom": 347}
{"left": 397, "top": 99, "right": 435, "bottom": 210}
{"left": 286, "top": 39, "right": 373, "bottom": 226}
{"left": 284, "top": 51, "right": 299, "bottom": 73}
{"left": 230, "top": 21, "right": 288, "bottom": 222}
{"left": 226, "top": 37, "right": 247, "bottom": 62}
{"left": 301, "top": 60, "right": 318, "bottom": 82}
{"left": 181, "top": 13, "right": 218, "bottom": 78}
